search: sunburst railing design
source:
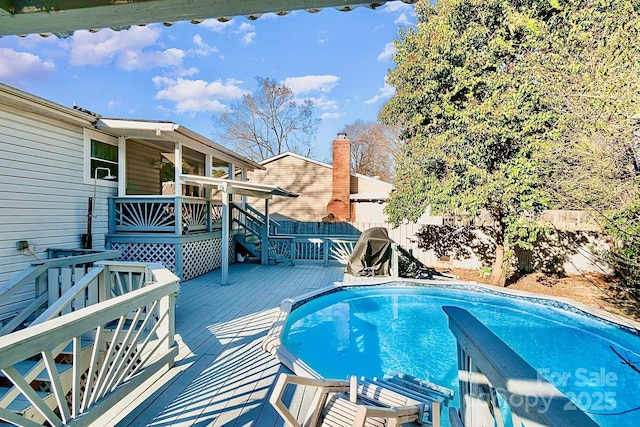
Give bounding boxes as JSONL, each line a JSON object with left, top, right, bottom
{"left": 114, "top": 198, "right": 176, "bottom": 232}
{"left": 0, "top": 263, "right": 179, "bottom": 426}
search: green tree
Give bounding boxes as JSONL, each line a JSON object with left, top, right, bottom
{"left": 529, "top": 0, "right": 640, "bottom": 289}
{"left": 213, "top": 76, "right": 320, "bottom": 161}
{"left": 380, "top": 0, "right": 557, "bottom": 285}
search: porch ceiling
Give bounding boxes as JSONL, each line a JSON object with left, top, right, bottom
{"left": 96, "top": 118, "right": 263, "bottom": 171}
{"left": 181, "top": 174, "right": 299, "bottom": 199}
{"left": 0, "top": 1, "right": 415, "bottom": 38}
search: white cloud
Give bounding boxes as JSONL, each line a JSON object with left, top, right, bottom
{"left": 69, "top": 25, "right": 186, "bottom": 71}
{"left": 70, "top": 26, "right": 160, "bottom": 66}
{"left": 0, "top": 48, "right": 55, "bottom": 84}
{"left": 308, "top": 96, "right": 339, "bottom": 111}
{"left": 381, "top": 1, "right": 415, "bottom": 26}
{"left": 365, "top": 82, "right": 396, "bottom": 104}
{"left": 118, "top": 48, "right": 185, "bottom": 71}
{"left": 236, "top": 22, "right": 256, "bottom": 45}
{"left": 282, "top": 75, "right": 340, "bottom": 95}
{"left": 192, "top": 34, "right": 219, "bottom": 56}
{"left": 321, "top": 112, "right": 342, "bottom": 120}
{"left": 153, "top": 77, "right": 247, "bottom": 113}
{"left": 199, "top": 18, "right": 234, "bottom": 33}
{"left": 378, "top": 42, "right": 396, "bottom": 61}
{"left": 394, "top": 13, "right": 412, "bottom": 26}
{"left": 382, "top": 1, "right": 413, "bottom": 13}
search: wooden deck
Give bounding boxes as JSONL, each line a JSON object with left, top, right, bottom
{"left": 98, "top": 261, "right": 346, "bottom": 427}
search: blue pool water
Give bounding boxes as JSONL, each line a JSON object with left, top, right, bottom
{"left": 281, "top": 284, "right": 640, "bottom": 426}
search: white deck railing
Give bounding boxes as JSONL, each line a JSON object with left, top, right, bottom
{"left": 443, "top": 306, "right": 598, "bottom": 427}
{"left": 0, "top": 262, "right": 179, "bottom": 426}
{"left": 0, "top": 250, "right": 121, "bottom": 336}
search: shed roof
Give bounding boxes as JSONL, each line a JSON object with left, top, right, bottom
{"left": 180, "top": 174, "right": 298, "bottom": 199}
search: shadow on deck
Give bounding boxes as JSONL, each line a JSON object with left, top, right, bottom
{"left": 98, "top": 262, "right": 345, "bottom": 427}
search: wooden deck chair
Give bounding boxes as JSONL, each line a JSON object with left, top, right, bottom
{"left": 269, "top": 373, "right": 430, "bottom": 427}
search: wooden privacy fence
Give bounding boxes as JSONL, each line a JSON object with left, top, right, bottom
{"left": 275, "top": 221, "right": 609, "bottom": 274}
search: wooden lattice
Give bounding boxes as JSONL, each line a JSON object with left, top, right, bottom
{"left": 111, "top": 243, "right": 176, "bottom": 273}
{"left": 182, "top": 239, "right": 222, "bottom": 281}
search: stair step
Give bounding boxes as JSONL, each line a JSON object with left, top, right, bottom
{"left": 0, "top": 387, "right": 50, "bottom": 414}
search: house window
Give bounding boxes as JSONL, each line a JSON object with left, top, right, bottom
{"left": 91, "top": 139, "right": 118, "bottom": 180}
{"left": 85, "top": 129, "right": 119, "bottom": 183}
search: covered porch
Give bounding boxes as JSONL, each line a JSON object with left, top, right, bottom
{"left": 96, "top": 118, "right": 297, "bottom": 282}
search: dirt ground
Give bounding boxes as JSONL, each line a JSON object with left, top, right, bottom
{"left": 445, "top": 268, "right": 640, "bottom": 322}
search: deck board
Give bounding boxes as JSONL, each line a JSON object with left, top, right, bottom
{"left": 101, "top": 262, "right": 345, "bottom": 427}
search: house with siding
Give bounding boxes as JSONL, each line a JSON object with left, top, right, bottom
{"left": 244, "top": 134, "right": 394, "bottom": 223}
{"left": 0, "top": 82, "right": 295, "bottom": 307}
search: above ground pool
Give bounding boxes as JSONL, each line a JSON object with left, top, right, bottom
{"left": 278, "top": 282, "right": 640, "bottom": 427}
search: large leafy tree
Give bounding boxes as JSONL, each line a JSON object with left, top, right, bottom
{"left": 213, "top": 77, "right": 320, "bottom": 161}
{"left": 530, "top": 0, "right": 640, "bottom": 289}
{"left": 380, "top": 0, "right": 558, "bottom": 285}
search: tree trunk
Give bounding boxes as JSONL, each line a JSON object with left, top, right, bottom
{"left": 490, "top": 243, "right": 507, "bottom": 286}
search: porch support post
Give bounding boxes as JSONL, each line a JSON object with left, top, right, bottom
{"left": 240, "top": 168, "right": 247, "bottom": 210}
{"left": 174, "top": 142, "right": 182, "bottom": 236}
{"left": 174, "top": 142, "right": 182, "bottom": 197}
{"left": 205, "top": 154, "right": 212, "bottom": 232}
{"left": 117, "top": 136, "right": 126, "bottom": 197}
{"left": 226, "top": 162, "right": 235, "bottom": 229}
{"left": 221, "top": 183, "right": 229, "bottom": 285}
{"left": 262, "top": 199, "right": 269, "bottom": 265}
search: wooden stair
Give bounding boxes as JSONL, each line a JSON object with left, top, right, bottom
{"left": 233, "top": 207, "right": 292, "bottom": 265}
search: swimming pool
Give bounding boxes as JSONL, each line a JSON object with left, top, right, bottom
{"left": 272, "top": 282, "right": 640, "bottom": 427}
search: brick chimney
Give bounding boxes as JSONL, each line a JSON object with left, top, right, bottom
{"left": 326, "top": 133, "right": 351, "bottom": 221}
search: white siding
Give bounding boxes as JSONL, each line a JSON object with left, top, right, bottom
{"left": 0, "top": 106, "right": 114, "bottom": 283}
{"left": 126, "top": 140, "right": 162, "bottom": 195}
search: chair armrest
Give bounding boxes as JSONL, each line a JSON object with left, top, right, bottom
{"left": 353, "top": 404, "right": 420, "bottom": 427}
{"left": 269, "top": 373, "right": 351, "bottom": 427}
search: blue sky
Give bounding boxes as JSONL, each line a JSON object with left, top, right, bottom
{"left": 0, "top": 3, "right": 415, "bottom": 162}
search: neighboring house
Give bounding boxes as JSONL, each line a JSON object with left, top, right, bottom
{"left": 0, "top": 83, "right": 292, "bottom": 288}
{"left": 244, "top": 134, "right": 394, "bottom": 223}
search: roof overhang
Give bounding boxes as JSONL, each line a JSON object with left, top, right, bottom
{"left": 96, "top": 118, "right": 263, "bottom": 171}
{"left": 350, "top": 192, "right": 389, "bottom": 202}
{"left": 181, "top": 174, "right": 299, "bottom": 199}
{"left": 0, "top": 82, "right": 97, "bottom": 127}
{"left": 0, "top": 1, "right": 415, "bottom": 38}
